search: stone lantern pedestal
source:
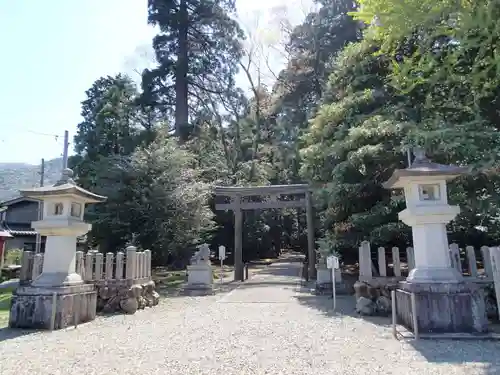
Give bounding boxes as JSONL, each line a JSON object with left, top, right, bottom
{"left": 383, "top": 149, "right": 488, "bottom": 334}
{"left": 184, "top": 244, "right": 214, "bottom": 295}
{"left": 9, "top": 169, "right": 106, "bottom": 330}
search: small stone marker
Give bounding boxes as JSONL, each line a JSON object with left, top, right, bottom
{"left": 327, "top": 255, "right": 339, "bottom": 310}
{"left": 218, "top": 245, "right": 226, "bottom": 260}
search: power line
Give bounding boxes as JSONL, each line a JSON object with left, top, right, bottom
{"left": 0, "top": 129, "right": 71, "bottom": 146}
{"left": 25, "top": 130, "right": 62, "bottom": 138}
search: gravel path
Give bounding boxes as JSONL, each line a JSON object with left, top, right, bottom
{"left": 1, "top": 260, "right": 500, "bottom": 375}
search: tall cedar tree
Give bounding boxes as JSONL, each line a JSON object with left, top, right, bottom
{"left": 144, "top": 0, "right": 244, "bottom": 142}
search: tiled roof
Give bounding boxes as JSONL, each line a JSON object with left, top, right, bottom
{"left": 0, "top": 230, "right": 12, "bottom": 238}
{"left": 8, "top": 230, "right": 38, "bottom": 236}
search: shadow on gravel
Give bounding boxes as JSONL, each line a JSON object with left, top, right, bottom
{"left": 294, "top": 294, "right": 392, "bottom": 327}
{"left": 0, "top": 326, "right": 36, "bottom": 343}
{"left": 251, "top": 265, "right": 301, "bottom": 277}
{"left": 409, "top": 340, "right": 500, "bottom": 373}
{"left": 235, "top": 281, "right": 300, "bottom": 289}
{"left": 296, "top": 293, "right": 500, "bottom": 372}
{"left": 155, "top": 253, "right": 304, "bottom": 298}
{"left": 156, "top": 279, "right": 242, "bottom": 298}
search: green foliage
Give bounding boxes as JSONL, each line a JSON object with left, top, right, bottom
{"left": 59, "top": 0, "right": 500, "bottom": 267}
{"left": 144, "top": 0, "right": 244, "bottom": 141}
{"left": 299, "top": 0, "right": 500, "bottom": 255}
{"left": 316, "top": 233, "right": 341, "bottom": 265}
{"left": 5, "top": 248, "right": 22, "bottom": 265}
{"left": 127, "top": 131, "right": 217, "bottom": 263}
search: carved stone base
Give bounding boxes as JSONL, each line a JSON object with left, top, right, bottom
{"left": 315, "top": 267, "right": 348, "bottom": 295}
{"left": 187, "top": 264, "right": 213, "bottom": 286}
{"left": 396, "top": 281, "right": 488, "bottom": 334}
{"left": 9, "top": 283, "right": 96, "bottom": 330}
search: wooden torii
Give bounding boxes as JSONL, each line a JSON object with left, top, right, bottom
{"left": 214, "top": 184, "right": 316, "bottom": 281}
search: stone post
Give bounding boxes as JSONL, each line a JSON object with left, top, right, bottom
{"left": 377, "top": 247, "right": 386, "bottom": 277}
{"left": 94, "top": 253, "right": 103, "bottom": 281}
{"left": 115, "top": 252, "right": 124, "bottom": 280}
{"left": 84, "top": 252, "right": 94, "bottom": 281}
{"left": 75, "top": 251, "right": 84, "bottom": 277}
{"left": 392, "top": 247, "right": 401, "bottom": 277}
{"left": 19, "top": 251, "right": 33, "bottom": 284}
{"left": 105, "top": 253, "right": 114, "bottom": 280}
{"left": 126, "top": 246, "right": 137, "bottom": 280}
{"left": 31, "top": 253, "right": 44, "bottom": 281}
{"left": 144, "top": 250, "right": 152, "bottom": 278}
{"left": 358, "top": 241, "right": 372, "bottom": 281}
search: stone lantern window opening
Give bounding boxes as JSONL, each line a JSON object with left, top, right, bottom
{"left": 53, "top": 202, "right": 64, "bottom": 216}
{"left": 418, "top": 183, "right": 440, "bottom": 201}
{"left": 71, "top": 202, "right": 82, "bottom": 218}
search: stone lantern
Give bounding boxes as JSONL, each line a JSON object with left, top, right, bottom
{"left": 383, "top": 148, "right": 488, "bottom": 334}
{"left": 9, "top": 168, "right": 107, "bottom": 330}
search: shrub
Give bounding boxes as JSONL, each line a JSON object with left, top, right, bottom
{"left": 5, "top": 248, "right": 23, "bottom": 266}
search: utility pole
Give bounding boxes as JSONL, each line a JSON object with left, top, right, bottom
{"left": 35, "top": 158, "right": 45, "bottom": 254}
{"left": 62, "top": 130, "right": 69, "bottom": 169}
{"left": 39, "top": 158, "right": 45, "bottom": 187}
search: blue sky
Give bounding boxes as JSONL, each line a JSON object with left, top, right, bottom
{"left": 0, "top": 0, "right": 309, "bottom": 165}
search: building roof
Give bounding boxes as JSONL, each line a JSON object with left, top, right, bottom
{"left": 20, "top": 168, "right": 107, "bottom": 203}
{"left": 0, "top": 196, "right": 40, "bottom": 207}
{"left": 7, "top": 230, "right": 37, "bottom": 236}
{"left": 0, "top": 229, "right": 13, "bottom": 238}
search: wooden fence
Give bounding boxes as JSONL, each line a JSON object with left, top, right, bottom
{"left": 20, "top": 246, "right": 152, "bottom": 284}
{"left": 358, "top": 241, "right": 496, "bottom": 282}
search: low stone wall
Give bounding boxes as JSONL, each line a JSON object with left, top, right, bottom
{"left": 9, "top": 284, "right": 97, "bottom": 330}
{"left": 96, "top": 279, "right": 160, "bottom": 314}
{"left": 354, "top": 278, "right": 402, "bottom": 316}
{"left": 354, "top": 278, "right": 499, "bottom": 319}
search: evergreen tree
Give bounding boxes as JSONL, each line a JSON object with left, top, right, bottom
{"left": 144, "top": 0, "right": 244, "bottom": 141}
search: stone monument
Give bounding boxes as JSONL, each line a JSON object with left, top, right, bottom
{"left": 185, "top": 243, "right": 213, "bottom": 294}
{"left": 9, "top": 168, "right": 107, "bottom": 330}
{"left": 383, "top": 148, "right": 488, "bottom": 333}
{"left": 315, "top": 246, "right": 347, "bottom": 295}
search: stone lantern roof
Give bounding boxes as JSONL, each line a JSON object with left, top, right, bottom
{"left": 19, "top": 168, "right": 107, "bottom": 203}
{"left": 383, "top": 148, "right": 469, "bottom": 189}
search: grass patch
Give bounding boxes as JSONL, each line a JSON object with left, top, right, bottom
{"left": 152, "top": 265, "right": 235, "bottom": 290}
{"left": 0, "top": 289, "right": 13, "bottom": 327}
{"left": 153, "top": 270, "right": 186, "bottom": 289}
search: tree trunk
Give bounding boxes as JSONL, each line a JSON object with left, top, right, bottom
{"left": 175, "top": 0, "right": 190, "bottom": 142}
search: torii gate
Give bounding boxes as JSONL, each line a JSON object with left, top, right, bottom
{"left": 214, "top": 184, "right": 316, "bottom": 281}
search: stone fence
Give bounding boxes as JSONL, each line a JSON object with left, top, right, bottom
{"left": 355, "top": 241, "right": 500, "bottom": 320}
{"left": 358, "top": 241, "right": 496, "bottom": 283}
{"left": 17, "top": 246, "right": 159, "bottom": 315}
{"left": 19, "top": 246, "right": 152, "bottom": 284}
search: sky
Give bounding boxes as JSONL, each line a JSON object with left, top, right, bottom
{"left": 0, "top": 0, "right": 311, "bottom": 165}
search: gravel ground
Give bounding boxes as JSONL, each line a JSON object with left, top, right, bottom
{"left": 1, "top": 260, "right": 500, "bottom": 375}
